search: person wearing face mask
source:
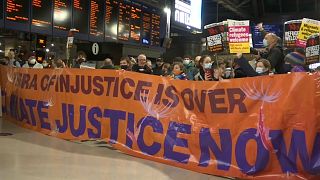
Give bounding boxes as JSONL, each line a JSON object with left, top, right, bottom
{"left": 194, "top": 55, "right": 213, "bottom": 81}
{"left": 119, "top": 57, "right": 132, "bottom": 71}
{"left": 172, "top": 62, "right": 187, "bottom": 80}
{"left": 23, "top": 56, "right": 37, "bottom": 68}
{"left": 152, "top": 58, "right": 164, "bottom": 75}
{"left": 255, "top": 59, "right": 272, "bottom": 76}
{"left": 257, "top": 23, "right": 285, "bottom": 74}
{"left": 183, "top": 56, "right": 198, "bottom": 80}
{"left": 42, "top": 60, "right": 50, "bottom": 69}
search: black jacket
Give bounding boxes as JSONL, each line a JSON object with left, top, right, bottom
{"left": 234, "top": 57, "right": 259, "bottom": 78}
{"left": 265, "top": 45, "right": 285, "bottom": 74}
{"left": 152, "top": 64, "right": 163, "bottom": 76}
{"left": 132, "top": 64, "right": 152, "bottom": 74}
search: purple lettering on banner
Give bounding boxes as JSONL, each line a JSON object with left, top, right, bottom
{"left": 81, "top": 76, "right": 92, "bottom": 94}
{"left": 69, "top": 105, "right": 86, "bottom": 137}
{"left": 104, "top": 77, "right": 116, "bottom": 96}
{"left": 113, "top": 77, "right": 119, "bottom": 97}
{"left": 235, "top": 128, "right": 269, "bottom": 175}
{"left": 56, "top": 103, "right": 68, "bottom": 133}
{"left": 25, "top": 99, "right": 37, "bottom": 126}
{"left": 154, "top": 84, "right": 164, "bottom": 105}
{"left": 19, "top": 98, "right": 31, "bottom": 124}
{"left": 137, "top": 116, "right": 163, "bottom": 155}
{"left": 104, "top": 109, "right": 126, "bottom": 143}
{"left": 59, "top": 75, "right": 70, "bottom": 93}
{"left": 38, "top": 101, "right": 51, "bottom": 130}
{"left": 29, "top": 75, "right": 37, "bottom": 90}
{"left": 20, "top": 74, "right": 30, "bottom": 89}
{"left": 1, "top": 89, "right": 7, "bottom": 114}
{"left": 134, "top": 81, "right": 152, "bottom": 101}
{"left": 162, "top": 86, "right": 179, "bottom": 108}
{"left": 270, "top": 130, "right": 320, "bottom": 174}
{"left": 198, "top": 128, "right": 232, "bottom": 170}
{"left": 88, "top": 107, "right": 102, "bottom": 138}
{"left": 47, "top": 75, "right": 56, "bottom": 91}
{"left": 181, "top": 88, "right": 194, "bottom": 110}
{"left": 208, "top": 89, "right": 228, "bottom": 113}
{"left": 125, "top": 112, "right": 135, "bottom": 149}
{"left": 120, "top": 78, "right": 135, "bottom": 99}
{"left": 194, "top": 90, "right": 206, "bottom": 113}
{"left": 227, "top": 88, "right": 247, "bottom": 113}
{"left": 10, "top": 94, "right": 18, "bottom": 119}
{"left": 70, "top": 75, "right": 80, "bottom": 93}
{"left": 19, "top": 98, "right": 30, "bottom": 124}
{"left": 164, "top": 121, "right": 191, "bottom": 164}
{"left": 93, "top": 76, "right": 104, "bottom": 96}
{"left": 41, "top": 75, "right": 49, "bottom": 91}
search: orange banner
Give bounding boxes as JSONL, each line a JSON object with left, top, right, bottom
{"left": 1, "top": 65, "right": 320, "bottom": 179}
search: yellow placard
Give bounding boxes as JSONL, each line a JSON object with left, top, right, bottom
{"left": 297, "top": 18, "right": 320, "bottom": 42}
{"left": 229, "top": 42, "right": 250, "bottom": 53}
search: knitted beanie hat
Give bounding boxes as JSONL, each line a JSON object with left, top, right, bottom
{"left": 284, "top": 52, "right": 305, "bottom": 66}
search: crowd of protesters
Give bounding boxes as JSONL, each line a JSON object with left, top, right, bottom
{"left": 0, "top": 23, "right": 318, "bottom": 80}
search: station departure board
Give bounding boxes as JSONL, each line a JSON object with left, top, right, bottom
{"left": 32, "top": 0, "right": 52, "bottom": 28}
{"left": 6, "top": 0, "right": 30, "bottom": 23}
{"left": 151, "top": 11, "right": 160, "bottom": 46}
{"left": 130, "top": 1, "right": 141, "bottom": 43}
{"left": 1, "top": 0, "right": 163, "bottom": 47}
{"left": 73, "top": 0, "right": 89, "bottom": 34}
{"left": 90, "top": 0, "right": 104, "bottom": 37}
{"left": 105, "top": 0, "right": 118, "bottom": 40}
{"left": 141, "top": 5, "right": 151, "bottom": 45}
{"left": 53, "top": 0, "right": 71, "bottom": 30}
{"left": 118, "top": 0, "right": 131, "bottom": 41}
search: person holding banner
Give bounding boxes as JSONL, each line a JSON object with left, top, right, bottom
{"left": 257, "top": 24, "right": 286, "bottom": 74}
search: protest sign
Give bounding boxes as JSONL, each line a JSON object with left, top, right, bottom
{"left": 297, "top": 18, "right": 320, "bottom": 48}
{"left": 228, "top": 20, "right": 250, "bottom": 53}
{"left": 1, "top": 66, "right": 320, "bottom": 179}
{"left": 306, "top": 33, "right": 320, "bottom": 65}
{"left": 284, "top": 20, "right": 302, "bottom": 48}
{"left": 204, "top": 22, "right": 224, "bottom": 53}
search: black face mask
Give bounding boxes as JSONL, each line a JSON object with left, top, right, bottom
{"left": 121, "top": 65, "right": 128, "bottom": 70}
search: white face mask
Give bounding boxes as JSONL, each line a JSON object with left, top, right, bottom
{"left": 263, "top": 39, "right": 269, "bottom": 47}
{"left": 43, "top": 63, "right": 49, "bottom": 67}
{"left": 204, "top": 63, "right": 212, "bottom": 69}
{"left": 256, "top": 67, "right": 265, "bottom": 73}
{"left": 183, "top": 60, "right": 190, "bottom": 65}
{"left": 29, "top": 59, "right": 36, "bottom": 65}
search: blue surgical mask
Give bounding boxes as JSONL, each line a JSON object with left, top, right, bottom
{"left": 204, "top": 63, "right": 212, "bottom": 69}
{"left": 263, "top": 39, "right": 269, "bottom": 47}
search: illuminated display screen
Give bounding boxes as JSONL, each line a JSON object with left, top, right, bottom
{"left": 6, "top": 0, "right": 30, "bottom": 23}
{"left": 105, "top": 0, "right": 118, "bottom": 40}
{"left": 53, "top": 0, "right": 71, "bottom": 30}
{"left": 118, "top": 0, "right": 131, "bottom": 41}
{"left": 151, "top": 10, "right": 160, "bottom": 46}
{"left": 129, "top": 1, "right": 141, "bottom": 43}
{"left": 73, "top": 0, "right": 89, "bottom": 34}
{"left": 32, "top": 0, "right": 52, "bottom": 29}
{"left": 141, "top": 5, "right": 151, "bottom": 45}
{"left": 90, "top": 0, "right": 104, "bottom": 37}
{"left": 174, "top": 0, "right": 202, "bottom": 30}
